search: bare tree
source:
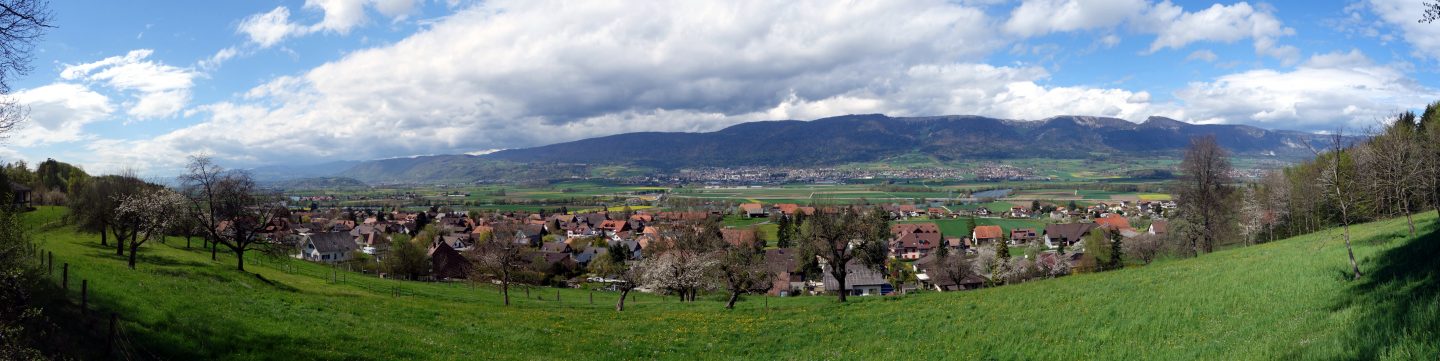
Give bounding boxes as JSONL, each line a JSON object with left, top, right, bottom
{"left": 113, "top": 188, "right": 185, "bottom": 269}
{"left": 0, "top": 0, "right": 53, "bottom": 141}
{"left": 1423, "top": 102, "right": 1440, "bottom": 218}
{"left": 1123, "top": 233, "right": 1162, "bottom": 265}
{"left": 178, "top": 156, "right": 278, "bottom": 272}
{"left": 714, "top": 239, "right": 772, "bottom": 309}
{"left": 1259, "top": 170, "right": 1290, "bottom": 243}
{"left": 933, "top": 247, "right": 979, "bottom": 290}
{"left": 1356, "top": 114, "right": 1426, "bottom": 236}
{"left": 1424, "top": 1, "right": 1440, "bottom": 23}
{"left": 1305, "top": 131, "right": 1363, "bottom": 280}
{"left": 467, "top": 225, "right": 527, "bottom": 306}
{"left": 798, "top": 206, "right": 889, "bottom": 302}
{"left": 1173, "top": 135, "right": 1235, "bottom": 254}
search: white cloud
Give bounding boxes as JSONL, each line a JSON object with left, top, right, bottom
{"left": 1001, "top": 1, "right": 1298, "bottom": 63}
{"left": 1003, "top": 0, "right": 1148, "bottom": 37}
{"left": 1176, "top": 50, "right": 1438, "bottom": 130}
{"left": 9, "top": 83, "right": 113, "bottom": 147}
{"left": 60, "top": 49, "right": 196, "bottom": 120}
{"left": 1364, "top": 0, "right": 1440, "bottom": 60}
{"left": 238, "top": 0, "right": 422, "bottom": 48}
{"left": 238, "top": 6, "right": 305, "bottom": 48}
{"left": 198, "top": 46, "right": 241, "bottom": 71}
{"left": 1185, "top": 49, "right": 1218, "bottom": 62}
{"left": 1141, "top": 2, "right": 1297, "bottom": 63}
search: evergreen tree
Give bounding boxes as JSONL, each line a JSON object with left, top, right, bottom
{"left": 964, "top": 215, "right": 978, "bottom": 238}
{"left": 776, "top": 215, "right": 793, "bottom": 248}
{"left": 994, "top": 235, "right": 1010, "bottom": 260}
{"left": 1107, "top": 231, "right": 1125, "bottom": 270}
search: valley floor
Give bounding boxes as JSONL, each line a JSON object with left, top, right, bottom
{"left": 22, "top": 206, "right": 1440, "bottom": 360}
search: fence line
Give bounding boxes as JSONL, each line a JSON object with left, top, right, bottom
{"left": 34, "top": 246, "right": 138, "bottom": 359}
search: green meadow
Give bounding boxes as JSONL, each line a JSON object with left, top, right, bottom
{"left": 23, "top": 206, "right": 1439, "bottom": 360}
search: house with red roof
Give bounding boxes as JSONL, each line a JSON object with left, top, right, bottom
{"left": 972, "top": 225, "right": 1003, "bottom": 245}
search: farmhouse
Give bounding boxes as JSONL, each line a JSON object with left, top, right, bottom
{"left": 1009, "top": 228, "right": 1038, "bottom": 244}
{"left": 428, "top": 241, "right": 471, "bottom": 280}
{"left": 299, "top": 232, "right": 357, "bottom": 263}
{"left": 1043, "top": 223, "right": 1097, "bottom": 249}
{"left": 721, "top": 228, "right": 758, "bottom": 247}
{"left": 7, "top": 181, "right": 31, "bottom": 210}
{"left": 889, "top": 223, "right": 941, "bottom": 259}
{"left": 821, "top": 261, "right": 891, "bottom": 296}
{"left": 972, "top": 225, "right": 1003, "bottom": 245}
{"left": 739, "top": 203, "right": 766, "bottom": 218}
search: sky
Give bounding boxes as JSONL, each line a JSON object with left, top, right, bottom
{"left": 3, "top": 0, "right": 1440, "bottom": 175}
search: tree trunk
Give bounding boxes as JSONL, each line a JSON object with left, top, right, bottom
{"left": 501, "top": 280, "right": 510, "bottom": 306}
{"left": 236, "top": 248, "right": 245, "bottom": 272}
{"left": 1404, "top": 198, "right": 1415, "bottom": 237}
{"left": 725, "top": 290, "right": 740, "bottom": 309}
{"left": 211, "top": 237, "right": 218, "bottom": 261}
{"left": 128, "top": 241, "right": 139, "bottom": 269}
{"left": 100, "top": 222, "right": 107, "bottom": 246}
{"left": 616, "top": 289, "right": 629, "bottom": 311}
{"left": 834, "top": 272, "right": 848, "bottom": 303}
{"left": 116, "top": 229, "right": 128, "bottom": 256}
{"left": 1343, "top": 221, "right": 1361, "bottom": 280}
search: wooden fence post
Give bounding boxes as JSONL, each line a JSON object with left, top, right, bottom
{"left": 589, "top": 290, "right": 594, "bottom": 305}
{"left": 47, "top": 252, "right": 52, "bottom": 275}
{"left": 556, "top": 289, "right": 560, "bottom": 302}
{"left": 62, "top": 263, "right": 68, "bottom": 291}
{"left": 106, "top": 313, "right": 117, "bottom": 357}
{"left": 81, "top": 280, "right": 88, "bottom": 317}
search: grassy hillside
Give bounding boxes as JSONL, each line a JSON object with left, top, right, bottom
{"left": 25, "top": 206, "right": 1438, "bottom": 360}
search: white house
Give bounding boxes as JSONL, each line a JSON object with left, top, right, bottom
{"left": 298, "top": 232, "right": 357, "bottom": 263}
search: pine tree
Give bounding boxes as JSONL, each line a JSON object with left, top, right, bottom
{"left": 994, "top": 235, "right": 1010, "bottom": 260}
{"left": 1108, "top": 231, "right": 1125, "bottom": 270}
{"left": 776, "top": 215, "right": 792, "bottom": 248}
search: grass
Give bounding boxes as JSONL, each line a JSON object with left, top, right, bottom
{"left": 899, "top": 218, "right": 1044, "bottom": 239}
{"left": 24, "top": 206, "right": 1440, "bottom": 360}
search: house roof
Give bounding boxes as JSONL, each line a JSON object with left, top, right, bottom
{"left": 1149, "top": 220, "right": 1168, "bottom": 235}
{"left": 821, "top": 261, "right": 888, "bottom": 290}
{"left": 776, "top": 203, "right": 800, "bottom": 215}
{"left": 1095, "top": 214, "right": 1133, "bottom": 230}
{"left": 740, "top": 203, "right": 764, "bottom": 213}
{"left": 7, "top": 181, "right": 30, "bottom": 192}
{"left": 891, "top": 223, "right": 940, "bottom": 235}
{"left": 973, "top": 225, "right": 1003, "bottom": 239}
{"left": 764, "top": 249, "right": 797, "bottom": 274}
{"left": 308, "top": 232, "right": 356, "bottom": 253}
{"left": 540, "top": 241, "right": 571, "bottom": 253}
{"left": 721, "top": 228, "right": 758, "bottom": 247}
{"left": 1044, "top": 223, "right": 1097, "bottom": 241}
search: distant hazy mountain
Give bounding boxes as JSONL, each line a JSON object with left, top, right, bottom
{"left": 265, "top": 177, "right": 368, "bottom": 190}
{"left": 484, "top": 114, "right": 1329, "bottom": 167}
{"left": 256, "top": 114, "right": 1333, "bottom": 184}
{"left": 248, "top": 161, "right": 361, "bottom": 181}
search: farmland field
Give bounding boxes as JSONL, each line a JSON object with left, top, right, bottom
{"left": 23, "top": 206, "right": 1439, "bottom": 360}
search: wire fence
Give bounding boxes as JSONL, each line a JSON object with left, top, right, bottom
{"left": 33, "top": 245, "right": 150, "bottom": 360}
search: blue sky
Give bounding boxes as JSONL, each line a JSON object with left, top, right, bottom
{"left": 4, "top": 0, "right": 1440, "bottom": 175}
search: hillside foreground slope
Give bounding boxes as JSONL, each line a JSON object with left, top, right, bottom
{"left": 22, "top": 207, "right": 1439, "bottom": 360}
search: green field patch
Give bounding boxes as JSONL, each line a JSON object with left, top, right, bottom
{"left": 23, "top": 206, "right": 1440, "bottom": 360}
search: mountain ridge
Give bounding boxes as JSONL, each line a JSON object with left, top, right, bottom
{"left": 255, "top": 114, "right": 1335, "bottom": 184}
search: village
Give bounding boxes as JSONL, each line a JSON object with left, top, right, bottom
{"left": 272, "top": 195, "right": 1177, "bottom": 298}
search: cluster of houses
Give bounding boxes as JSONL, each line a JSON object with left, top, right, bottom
{"left": 260, "top": 195, "right": 1170, "bottom": 299}
{"left": 738, "top": 201, "right": 1171, "bottom": 296}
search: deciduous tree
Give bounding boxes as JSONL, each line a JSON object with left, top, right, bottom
{"left": 178, "top": 156, "right": 279, "bottom": 272}
{"left": 1173, "top": 135, "right": 1235, "bottom": 254}
{"left": 798, "top": 206, "right": 888, "bottom": 302}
